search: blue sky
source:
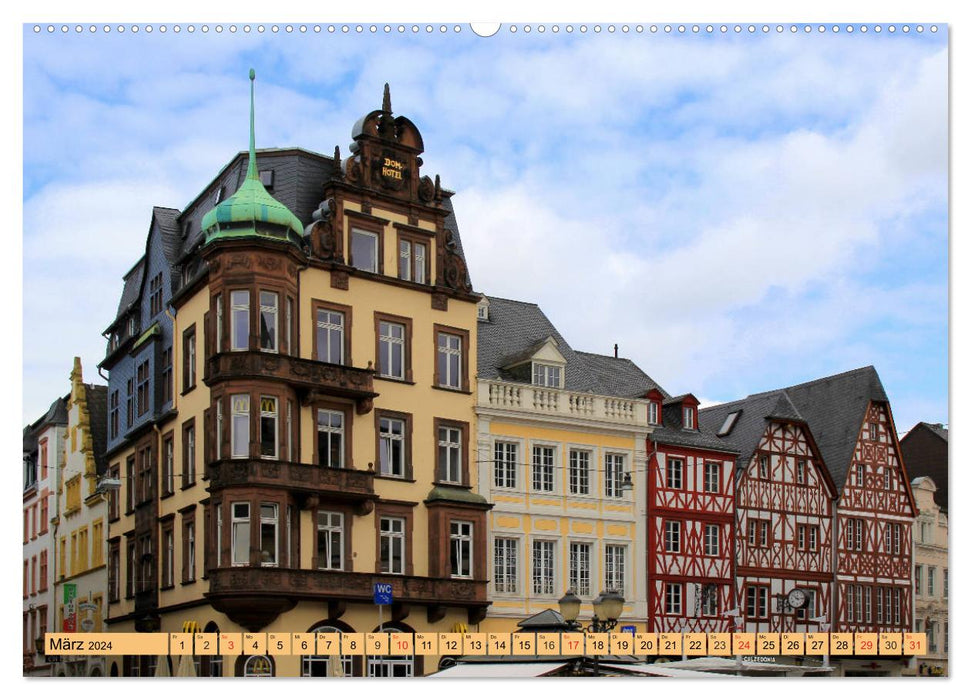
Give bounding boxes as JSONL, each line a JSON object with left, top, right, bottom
{"left": 22, "top": 22, "right": 948, "bottom": 434}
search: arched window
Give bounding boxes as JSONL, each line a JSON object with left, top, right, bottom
{"left": 366, "top": 625, "right": 414, "bottom": 678}
{"left": 241, "top": 655, "right": 274, "bottom": 677}
{"left": 302, "top": 624, "right": 354, "bottom": 677}
{"left": 202, "top": 622, "right": 223, "bottom": 677}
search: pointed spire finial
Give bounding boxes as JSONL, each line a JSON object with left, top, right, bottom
{"left": 247, "top": 68, "right": 258, "bottom": 180}
{"left": 383, "top": 82, "right": 392, "bottom": 113}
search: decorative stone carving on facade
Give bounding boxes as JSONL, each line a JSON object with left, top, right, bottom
{"left": 438, "top": 228, "right": 472, "bottom": 293}
{"left": 206, "top": 459, "right": 377, "bottom": 502}
{"left": 207, "top": 567, "right": 488, "bottom": 607}
{"left": 308, "top": 197, "right": 343, "bottom": 262}
{"left": 330, "top": 269, "right": 349, "bottom": 290}
{"left": 225, "top": 253, "right": 252, "bottom": 271}
{"left": 205, "top": 351, "right": 377, "bottom": 414}
{"left": 418, "top": 175, "right": 435, "bottom": 203}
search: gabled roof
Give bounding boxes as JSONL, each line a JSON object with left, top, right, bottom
{"left": 775, "top": 366, "right": 889, "bottom": 493}
{"left": 476, "top": 296, "right": 667, "bottom": 398}
{"left": 917, "top": 421, "right": 948, "bottom": 442}
{"left": 700, "top": 366, "right": 899, "bottom": 495}
{"left": 23, "top": 395, "right": 70, "bottom": 451}
{"left": 699, "top": 391, "right": 796, "bottom": 468}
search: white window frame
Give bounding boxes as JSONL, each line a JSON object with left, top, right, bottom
{"left": 351, "top": 228, "right": 379, "bottom": 273}
{"left": 315, "top": 309, "right": 345, "bottom": 364}
{"left": 185, "top": 425, "right": 196, "bottom": 482}
{"left": 215, "top": 401, "right": 223, "bottom": 461}
{"left": 438, "top": 426, "right": 462, "bottom": 484}
{"left": 316, "top": 409, "right": 344, "bottom": 469}
{"left": 648, "top": 401, "right": 659, "bottom": 425}
{"left": 746, "top": 585, "right": 768, "bottom": 619}
{"left": 704, "top": 462, "right": 720, "bottom": 493}
{"left": 665, "top": 582, "right": 683, "bottom": 616}
{"left": 704, "top": 523, "right": 719, "bottom": 556}
{"left": 683, "top": 406, "right": 695, "bottom": 429}
{"left": 665, "top": 520, "right": 681, "bottom": 553}
{"left": 436, "top": 332, "right": 462, "bottom": 389}
{"left": 666, "top": 458, "right": 683, "bottom": 489}
{"left": 531, "top": 539, "right": 555, "bottom": 596}
{"left": 230, "top": 290, "right": 249, "bottom": 352}
{"left": 450, "top": 521, "right": 474, "bottom": 579}
{"left": 379, "top": 517, "right": 406, "bottom": 575}
{"left": 532, "top": 363, "right": 562, "bottom": 388}
{"left": 796, "top": 459, "right": 806, "bottom": 485}
{"left": 316, "top": 511, "right": 344, "bottom": 571}
{"left": 568, "top": 448, "right": 590, "bottom": 495}
{"left": 378, "top": 321, "right": 406, "bottom": 380}
{"left": 493, "top": 537, "right": 519, "bottom": 594}
{"left": 186, "top": 522, "right": 196, "bottom": 581}
{"left": 494, "top": 441, "right": 518, "bottom": 490}
{"left": 604, "top": 453, "right": 626, "bottom": 498}
{"left": 259, "top": 396, "right": 278, "bottom": 460}
{"left": 532, "top": 445, "right": 555, "bottom": 493}
{"left": 231, "top": 395, "right": 250, "bottom": 458}
{"left": 231, "top": 502, "right": 250, "bottom": 567}
{"left": 163, "top": 528, "right": 174, "bottom": 587}
{"left": 259, "top": 291, "right": 278, "bottom": 353}
{"left": 568, "top": 541, "right": 592, "bottom": 597}
{"left": 164, "top": 438, "right": 174, "bottom": 494}
{"left": 379, "top": 417, "right": 406, "bottom": 478}
{"left": 604, "top": 544, "right": 626, "bottom": 595}
{"left": 259, "top": 503, "right": 278, "bottom": 568}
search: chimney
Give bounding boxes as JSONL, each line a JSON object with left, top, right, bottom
{"left": 613, "top": 344, "right": 618, "bottom": 358}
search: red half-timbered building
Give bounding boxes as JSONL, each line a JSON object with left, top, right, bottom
{"left": 700, "top": 391, "right": 838, "bottom": 634}
{"left": 780, "top": 367, "right": 917, "bottom": 635}
{"left": 646, "top": 392, "right": 740, "bottom": 633}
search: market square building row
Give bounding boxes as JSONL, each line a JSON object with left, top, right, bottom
{"left": 23, "top": 77, "right": 945, "bottom": 677}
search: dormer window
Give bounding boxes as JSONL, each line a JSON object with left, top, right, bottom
{"left": 718, "top": 411, "right": 741, "bottom": 436}
{"left": 648, "top": 401, "right": 659, "bottom": 425}
{"left": 532, "top": 363, "right": 562, "bottom": 388}
{"left": 683, "top": 405, "right": 695, "bottom": 430}
{"left": 127, "top": 317, "right": 138, "bottom": 337}
{"left": 477, "top": 299, "right": 490, "bottom": 321}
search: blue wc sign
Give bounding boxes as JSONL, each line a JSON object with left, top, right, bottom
{"left": 373, "top": 583, "right": 393, "bottom": 605}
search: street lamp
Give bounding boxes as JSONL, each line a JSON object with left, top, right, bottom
{"left": 558, "top": 589, "right": 626, "bottom": 676}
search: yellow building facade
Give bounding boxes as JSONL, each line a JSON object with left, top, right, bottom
{"left": 475, "top": 297, "right": 656, "bottom": 632}
{"left": 52, "top": 358, "right": 109, "bottom": 677}
{"left": 104, "top": 80, "right": 486, "bottom": 677}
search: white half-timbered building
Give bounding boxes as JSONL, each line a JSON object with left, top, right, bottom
{"left": 700, "top": 391, "right": 837, "bottom": 635}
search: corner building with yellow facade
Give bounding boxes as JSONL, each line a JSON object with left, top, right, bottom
{"left": 476, "top": 296, "right": 659, "bottom": 631}
{"left": 102, "top": 79, "right": 488, "bottom": 677}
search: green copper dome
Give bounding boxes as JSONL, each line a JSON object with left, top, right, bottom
{"left": 202, "top": 69, "right": 304, "bottom": 246}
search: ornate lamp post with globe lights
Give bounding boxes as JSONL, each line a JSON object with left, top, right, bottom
{"left": 558, "top": 589, "right": 626, "bottom": 676}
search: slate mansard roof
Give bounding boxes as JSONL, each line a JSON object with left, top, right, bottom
{"left": 699, "top": 365, "right": 894, "bottom": 493}
{"left": 476, "top": 295, "right": 666, "bottom": 399}
{"left": 23, "top": 395, "right": 69, "bottom": 452}
{"left": 105, "top": 147, "right": 473, "bottom": 332}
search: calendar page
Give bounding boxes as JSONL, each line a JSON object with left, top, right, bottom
{"left": 20, "top": 4, "right": 949, "bottom": 686}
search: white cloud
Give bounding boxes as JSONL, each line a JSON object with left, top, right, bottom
{"left": 21, "top": 31, "right": 947, "bottom": 424}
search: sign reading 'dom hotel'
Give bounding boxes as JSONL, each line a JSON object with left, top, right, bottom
{"left": 382, "top": 156, "right": 404, "bottom": 180}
